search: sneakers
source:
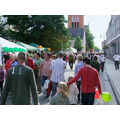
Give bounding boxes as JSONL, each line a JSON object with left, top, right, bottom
{"left": 45, "top": 94, "right": 50, "bottom": 98}
{"left": 38, "top": 90, "right": 41, "bottom": 94}
{"left": 77, "top": 101, "right": 80, "bottom": 104}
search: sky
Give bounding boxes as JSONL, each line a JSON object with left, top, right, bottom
{"left": 65, "top": 15, "right": 111, "bottom": 49}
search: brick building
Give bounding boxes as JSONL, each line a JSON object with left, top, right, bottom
{"left": 68, "top": 15, "right": 86, "bottom": 52}
{"left": 104, "top": 15, "right": 120, "bottom": 59}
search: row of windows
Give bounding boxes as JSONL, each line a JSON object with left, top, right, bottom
{"left": 72, "top": 22, "right": 79, "bottom": 28}
{"left": 106, "top": 17, "right": 120, "bottom": 42}
{"left": 72, "top": 16, "right": 79, "bottom": 22}
{"left": 109, "top": 42, "right": 120, "bottom": 54}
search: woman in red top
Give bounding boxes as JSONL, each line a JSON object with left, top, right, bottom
{"left": 5, "top": 54, "right": 15, "bottom": 77}
{"left": 25, "top": 53, "right": 35, "bottom": 70}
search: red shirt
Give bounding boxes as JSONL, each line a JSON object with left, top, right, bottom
{"left": 5, "top": 59, "right": 11, "bottom": 77}
{"left": 67, "top": 66, "right": 101, "bottom": 94}
{"left": 27, "top": 57, "right": 35, "bottom": 70}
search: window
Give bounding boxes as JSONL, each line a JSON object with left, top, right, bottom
{"left": 75, "top": 16, "right": 76, "bottom": 22}
{"left": 72, "top": 16, "right": 74, "bottom": 22}
{"left": 72, "top": 22, "right": 74, "bottom": 28}
{"left": 77, "top": 22, "right": 79, "bottom": 28}
{"left": 75, "top": 22, "right": 76, "bottom": 28}
{"left": 77, "top": 16, "right": 79, "bottom": 22}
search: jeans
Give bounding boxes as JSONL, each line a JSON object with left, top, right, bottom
{"left": 41, "top": 76, "right": 48, "bottom": 87}
{"left": 115, "top": 61, "right": 119, "bottom": 70}
{"left": 81, "top": 92, "right": 95, "bottom": 105}
{"left": 76, "top": 81, "right": 81, "bottom": 102}
{"left": 0, "top": 81, "right": 3, "bottom": 91}
{"left": 34, "top": 68, "right": 41, "bottom": 92}
{"left": 101, "top": 62, "right": 105, "bottom": 72}
{"left": 51, "top": 82, "right": 58, "bottom": 97}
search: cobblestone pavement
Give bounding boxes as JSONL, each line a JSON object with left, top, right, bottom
{"left": 0, "top": 61, "right": 118, "bottom": 105}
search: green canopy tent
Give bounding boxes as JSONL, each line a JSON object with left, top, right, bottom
{"left": 29, "top": 43, "right": 48, "bottom": 51}
{"left": 29, "top": 43, "right": 39, "bottom": 48}
{"left": 16, "top": 42, "right": 39, "bottom": 51}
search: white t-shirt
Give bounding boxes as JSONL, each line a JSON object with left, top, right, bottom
{"left": 100, "top": 54, "right": 106, "bottom": 62}
{"left": 50, "top": 58, "right": 66, "bottom": 83}
{"left": 113, "top": 54, "right": 120, "bottom": 61}
{"left": 97, "top": 55, "right": 101, "bottom": 64}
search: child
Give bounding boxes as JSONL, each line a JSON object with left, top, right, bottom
{"left": 0, "top": 64, "right": 5, "bottom": 93}
{"left": 68, "top": 76, "right": 79, "bottom": 105}
{"left": 50, "top": 82, "right": 70, "bottom": 105}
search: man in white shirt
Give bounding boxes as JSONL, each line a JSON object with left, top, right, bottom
{"left": 100, "top": 53, "right": 106, "bottom": 72}
{"left": 113, "top": 54, "right": 120, "bottom": 70}
{"left": 50, "top": 52, "right": 66, "bottom": 97}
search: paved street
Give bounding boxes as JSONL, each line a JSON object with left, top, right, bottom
{"left": 0, "top": 60, "right": 119, "bottom": 105}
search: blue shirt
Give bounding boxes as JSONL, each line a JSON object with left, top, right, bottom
{"left": 11, "top": 61, "right": 18, "bottom": 67}
{"left": 74, "top": 61, "right": 84, "bottom": 81}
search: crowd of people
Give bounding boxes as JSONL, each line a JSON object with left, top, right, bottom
{"left": 0, "top": 51, "right": 107, "bottom": 105}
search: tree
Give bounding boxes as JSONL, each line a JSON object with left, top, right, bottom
{"left": 62, "top": 41, "right": 71, "bottom": 51}
{"left": 0, "top": 16, "right": 11, "bottom": 39}
{"left": 85, "top": 27, "right": 94, "bottom": 51}
{"left": 94, "top": 46, "right": 100, "bottom": 52}
{"left": 74, "top": 36, "right": 83, "bottom": 52}
{"left": 1, "top": 15, "right": 69, "bottom": 52}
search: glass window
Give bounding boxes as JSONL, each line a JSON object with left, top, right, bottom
{"left": 75, "top": 16, "right": 76, "bottom": 22}
{"left": 75, "top": 22, "right": 76, "bottom": 28}
{"left": 77, "top": 22, "right": 79, "bottom": 28}
{"left": 72, "top": 22, "right": 74, "bottom": 28}
{"left": 72, "top": 16, "right": 74, "bottom": 22}
{"left": 77, "top": 16, "right": 79, "bottom": 22}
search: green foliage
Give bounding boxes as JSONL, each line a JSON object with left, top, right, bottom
{"left": 1, "top": 15, "right": 69, "bottom": 52}
{"left": 74, "top": 36, "right": 83, "bottom": 52}
{"left": 0, "top": 16, "right": 10, "bottom": 39}
{"left": 85, "top": 27, "right": 94, "bottom": 51}
{"left": 62, "top": 41, "right": 71, "bottom": 51}
{"left": 94, "top": 46, "right": 100, "bottom": 52}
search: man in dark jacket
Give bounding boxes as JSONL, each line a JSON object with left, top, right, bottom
{"left": 0, "top": 52, "right": 39, "bottom": 105}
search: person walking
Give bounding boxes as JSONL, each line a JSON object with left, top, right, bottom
{"left": 0, "top": 52, "right": 38, "bottom": 105}
{"left": 100, "top": 53, "right": 106, "bottom": 72}
{"left": 67, "top": 57, "right": 101, "bottom": 105}
{"left": 68, "top": 54, "right": 75, "bottom": 70}
{"left": 113, "top": 54, "right": 120, "bottom": 70}
{"left": 50, "top": 52, "right": 66, "bottom": 97}
{"left": 74, "top": 54, "right": 84, "bottom": 103}
{"left": 25, "top": 52, "right": 35, "bottom": 70}
{"left": 90, "top": 55, "right": 100, "bottom": 73}
{"left": 68, "top": 76, "right": 79, "bottom": 105}
{"left": 34, "top": 52, "right": 43, "bottom": 93}
{"left": 50, "top": 82, "right": 70, "bottom": 105}
{"left": 0, "top": 64, "right": 5, "bottom": 93}
{"left": 5, "top": 53, "right": 16, "bottom": 77}
{"left": 40, "top": 52, "right": 52, "bottom": 97}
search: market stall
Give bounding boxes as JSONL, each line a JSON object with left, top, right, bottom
{"left": 16, "top": 42, "right": 39, "bottom": 51}
{"left": 0, "top": 37, "right": 26, "bottom": 53}
{"left": 65, "top": 47, "right": 77, "bottom": 55}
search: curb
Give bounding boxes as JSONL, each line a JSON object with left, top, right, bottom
{"left": 105, "top": 64, "right": 120, "bottom": 105}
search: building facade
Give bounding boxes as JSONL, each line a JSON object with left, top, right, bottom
{"left": 104, "top": 15, "right": 120, "bottom": 59}
{"left": 68, "top": 15, "right": 86, "bottom": 52}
